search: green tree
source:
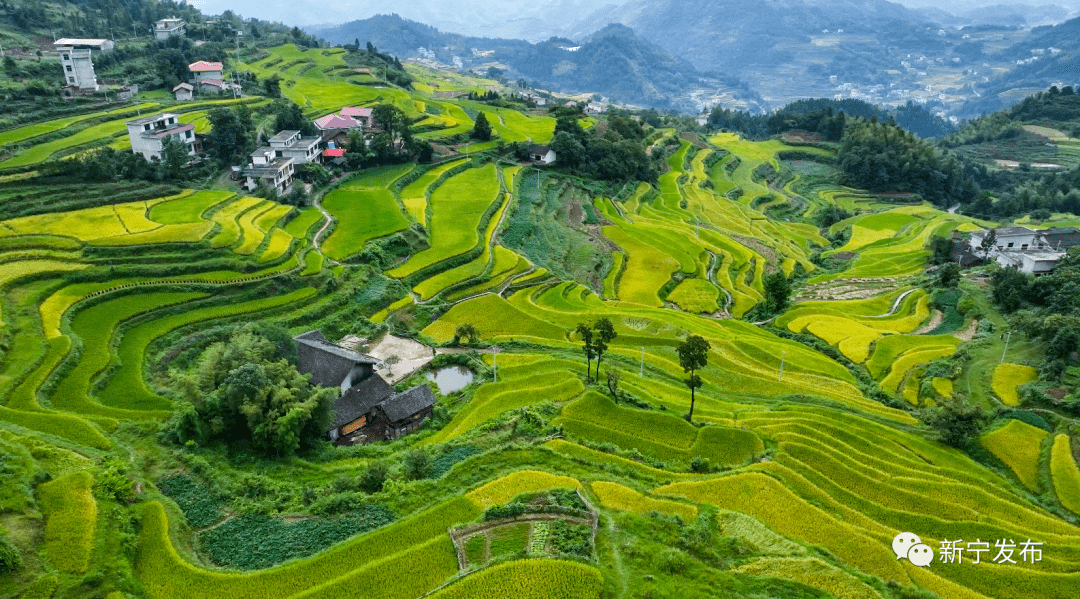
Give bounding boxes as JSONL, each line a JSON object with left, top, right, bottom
{"left": 551, "top": 130, "right": 586, "bottom": 169}
{"left": 1047, "top": 329, "right": 1079, "bottom": 363}
{"left": 677, "top": 335, "right": 711, "bottom": 423}
{"left": 206, "top": 107, "right": 253, "bottom": 162}
{"left": 160, "top": 134, "right": 189, "bottom": 180}
{"left": 575, "top": 323, "right": 595, "bottom": 380}
{"left": 273, "top": 100, "right": 317, "bottom": 136}
{"left": 592, "top": 318, "right": 617, "bottom": 374}
{"left": 937, "top": 263, "right": 961, "bottom": 288}
{"left": 762, "top": 272, "right": 792, "bottom": 314}
{"left": 404, "top": 449, "right": 432, "bottom": 480}
{"left": 980, "top": 229, "right": 997, "bottom": 259}
{"left": 263, "top": 75, "right": 282, "bottom": 98}
{"left": 359, "top": 460, "right": 388, "bottom": 493}
{"left": 471, "top": 111, "right": 493, "bottom": 141}
{"left": 164, "top": 324, "right": 336, "bottom": 457}
{"left": 606, "top": 368, "right": 621, "bottom": 402}
{"left": 928, "top": 236, "right": 954, "bottom": 265}
{"left": 372, "top": 104, "right": 408, "bottom": 140}
{"left": 453, "top": 323, "right": 480, "bottom": 345}
{"left": 307, "top": 163, "right": 332, "bottom": 188}
{"left": 925, "top": 397, "right": 988, "bottom": 448}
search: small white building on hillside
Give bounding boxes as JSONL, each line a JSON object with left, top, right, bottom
{"left": 155, "top": 18, "right": 186, "bottom": 40}
{"left": 529, "top": 144, "right": 556, "bottom": 164}
{"left": 969, "top": 226, "right": 1080, "bottom": 274}
{"left": 125, "top": 113, "right": 199, "bottom": 161}
{"left": 268, "top": 130, "right": 323, "bottom": 165}
{"left": 172, "top": 83, "right": 193, "bottom": 101}
{"left": 55, "top": 39, "right": 112, "bottom": 92}
{"left": 243, "top": 148, "right": 295, "bottom": 195}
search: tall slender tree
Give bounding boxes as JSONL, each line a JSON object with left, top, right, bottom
{"left": 575, "top": 323, "right": 595, "bottom": 380}
{"left": 592, "top": 318, "right": 617, "bottom": 375}
{"left": 677, "top": 335, "right": 711, "bottom": 423}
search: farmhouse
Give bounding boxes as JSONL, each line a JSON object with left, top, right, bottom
{"left": 55, "top": 39, "right": 112, "bottom": 92}
{"left": 267, "top": 130, "right": 323, "bottom": 165}
{"left": 125, "top": 113, "right": 199, "bottom": 161}
{"left": 529, "top": 144, "right": 557, "bottom": 164}
{"left": 969, "top": 226, "right": 1080, "bottom": 274}
{"left": 242, "top": 147, "right": 294, "bottom": 194}
{"left": 339, "top": 106, "right": 374, "bottom": 128}
{"left": 293, "top": 331, "right": 437, "bottom": 444}
{"left": 172, "top": 82, "right": 193, "bottom": 101}
{"left": 313, "top": 113, "right": 362, "bottom": 132}
{"left": 155, "top": 18, "right": 186, "bottom": 40}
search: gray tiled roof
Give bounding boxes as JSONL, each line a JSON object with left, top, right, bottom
{"left": 330, "top": 375, "right": 394, "bottom": 429}
{"left": 294, "top": 330, "right": 377, "bottom": 389}
{"left": 379, "top": 385, "right": 436, "bottom": 423}
{"left": 269, "top": 130, "right": 300, "bottom": 143}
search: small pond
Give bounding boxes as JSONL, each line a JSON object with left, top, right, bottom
{"left": 426, "top": 366, "right": 475, "bottom": 394}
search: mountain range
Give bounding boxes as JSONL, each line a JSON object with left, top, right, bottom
{"left": 311, "top": 16, "right": 765, "bottom": 112}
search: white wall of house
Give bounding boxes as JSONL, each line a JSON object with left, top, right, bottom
{"left": 57, "top": 47, "right": 98, "bottom": 91}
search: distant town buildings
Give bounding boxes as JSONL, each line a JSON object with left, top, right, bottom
{"left": 54, "top": 39, "right": 112, "bottom": 93}
{"left": 125, "top": 113, "right": 199, "bottom": 161}
{"left": 155, "top": 18, "right": 186, "bottom": 40}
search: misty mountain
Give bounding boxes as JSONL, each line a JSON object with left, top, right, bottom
{"left": 566, "top": 0, "right": 928, "bottom": 65}
{"left": 561, "top": 0, "right": 950, "bottom": 104}
{"left": 913, "top": 4, "right": 1073, "bottom": 28}
{"left": 309, "top": 15, "right": 763, "bottom": 111}
{"left": 204, "top": 0, "right": 613, "bottom": 41}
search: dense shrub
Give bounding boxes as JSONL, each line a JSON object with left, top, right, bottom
{"left": 157, "top": 474, "right": 222, "bottom": 528}
{"left": 0, "top": 532, "right": 22, "bottom": 574}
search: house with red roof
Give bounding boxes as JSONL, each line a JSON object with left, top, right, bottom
{"left": 339, "top": 107, "right": 374, "bottom": 128}
{"left": 313, "top": 113, "right": 361, "bottom": 132}
{"left": 188, "top": 61, "right": 223, "bottom": 85}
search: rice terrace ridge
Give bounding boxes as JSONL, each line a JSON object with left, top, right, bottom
{"left": 3, "top": 1, "right": 1080, "bottom": 598}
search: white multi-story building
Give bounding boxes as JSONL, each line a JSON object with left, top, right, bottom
{"left": 244, "top": 147, "right": 295, "bottom": 195}
{"left": 268, "top": 130, "right": 322, "bottom": 165}
{"left": 155, "top": 18, "right": 186, "bottom": 40}
{"left": 54, "top": 39, "right": 112, "bottom": 92}
{"left": 125, "top": 113, "right": 199, "bottom": 161}
{"left": 968, "top": 226, "right": 1080, "bottom": 274}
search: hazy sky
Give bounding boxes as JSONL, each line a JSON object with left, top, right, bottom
{"left": 191, "top": 0, "right": 1080, "bottom": 27}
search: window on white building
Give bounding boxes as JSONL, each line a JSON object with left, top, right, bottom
{"left": 65, "top": 65, "right": 72, "bottom": 72}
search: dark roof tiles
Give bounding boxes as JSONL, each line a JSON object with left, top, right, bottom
{"left": 379, "top": 385, "right": 437, "bottom": 423}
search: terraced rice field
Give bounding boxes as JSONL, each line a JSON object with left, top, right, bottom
{"left": 5, "top": 88, "right": 1079, "bottom": 599}
{"left": 321, "top": 164, "right": 413, "bottom": 260}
